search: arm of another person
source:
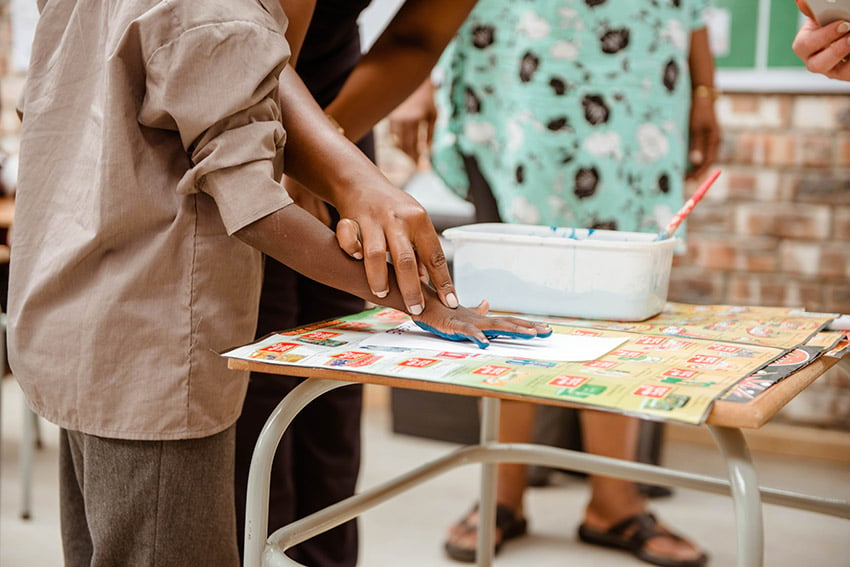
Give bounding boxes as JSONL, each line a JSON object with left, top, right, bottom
{"left": 235, "top": 200, "right": 551, "bottom": 345}
{"left": 792, "top": 0, "right": 850, "bottom": 81}
{"left": 272, "top": 0, "right": 458, "bottom": 314}
{"left": 686, "top": 27, "right": 721, "bottom": 181}
{"left": 276, "top": 65, "right": 457, "bottom": 315}
{"left": 323, "top": 0, "right": 476, "bottom": 143}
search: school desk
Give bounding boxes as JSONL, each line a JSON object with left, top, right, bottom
{"left": 229, "top": 342, "right": 850, "bottom": 567}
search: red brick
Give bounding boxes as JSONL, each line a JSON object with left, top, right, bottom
{"left": 780, "top": 242, "right": 850, "bottom": 279}
{"left": 798, "top": 132, "right": 834, "bottom": 168}
{"left": 720, "top": 169, "right": 794, "bottom": 202}
{"left": 687, "top": 235, "right": 778, "bottom": 272}
{"left": 735, "top": 203, "right": 831, "bottom": 239}
{"left": 667, "top": 267, "right": 726, "bottom": 304}
{"left": 727, "top": 274, "right": 824, "bottom": 310}
{"left": 791, "top": 95, "right": 850, "bottom": 130}
{"left": 720, "top": 94, "right": 790, "bottom": 129}
{"left": 685, "top": 203, "right": 734, "bottom": 234}
{"left": 825, "top": 283, "right": 850, "bottom": 314}
{"left": 835, "top": 133, "right": 850, "bottom": 167}
{"left": 795, "top": 174, "right": 850, "bottom": 205}
{"left": 727, "top": 132, "right": 798, "bottom": 167}
{"left": 835, "top": 207, "right": 850, "bottom": 240}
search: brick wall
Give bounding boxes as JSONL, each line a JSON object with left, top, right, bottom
{"left": 667, "top": 93, "right": 850, "bottom": 430}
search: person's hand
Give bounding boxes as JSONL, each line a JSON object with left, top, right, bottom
{"left": 792, "top": 3, "right": 850, "bottom": 81}
{"left": 388, "top": 79, "right": 437, "bottom": 166}
{"left": 412, "top": 299, "right": 553, "bottom": 348}
{"left": 333, "top": 184, "right": 457, "bottom": 316}
{"left": 283, "top": 176, "right": 332, "bottom": 226}
{"left": 686, "top": 93, "right": 721, "bottom": 180}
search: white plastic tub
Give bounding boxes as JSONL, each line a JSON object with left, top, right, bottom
{"left": 443, "top": 223, "right": 677, "bottom": 321}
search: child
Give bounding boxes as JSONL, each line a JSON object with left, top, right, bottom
{"left": 7, "top": 1, "right": 548, "bottom": 564}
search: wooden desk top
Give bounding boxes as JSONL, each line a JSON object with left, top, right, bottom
{"left": 228, "top": 354, "right": 842, "bottom": 430}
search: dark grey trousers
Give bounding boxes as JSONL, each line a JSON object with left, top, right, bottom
{"left": 59, "top": 426, "right": 239, "bottom": 567}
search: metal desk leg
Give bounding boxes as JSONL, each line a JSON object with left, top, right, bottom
{"left": 244, "top": 378, "right": 351, "bottom": 567}
{"left": 709, "top": 425, "right": 763, "bottom": 567}
{"left": 20, "top": 402, "right": 35, "bottom": 520}
{"left": 477, "top": 398, "right": 500, "bottom": 567}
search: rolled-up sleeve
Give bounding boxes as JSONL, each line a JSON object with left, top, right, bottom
{"left": 140, "top": 20, "right": 293, "bottom": 234}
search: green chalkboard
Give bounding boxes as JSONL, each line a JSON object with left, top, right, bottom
{"left": 767, "top": 0, "right": 806, "bottom": 67}
{"left": 712, "top": 0, "right": 759, "bottom": 68}
{"left": 710, "top": 0, "right": 805, "bottom": 69}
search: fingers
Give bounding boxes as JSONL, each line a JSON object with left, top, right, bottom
{"left": 412, "top": 308, "right": 552, "bottom": 349}
{"left": 413, "top": 229, "right": 458, "bottom": 309}
{"left": 335, "top": 188, "right": 457, "bottom": 314}
{"left": 384, "top": 223, "right": 425, "bottom": 315}
{"left": 793, "top": 19, "right": 850, "bottom": 76}
{"left": 335, "top": 218, "right": 363, "bottom": 260}
{"left": 473, "top": 300, "right": 490, "bottom": 315}
{"left": 687, "top": 132, "right": 711, "bottom": 180}
{"left": 796, "top": 0, "right": 815, "bottom": 20}
{"left": 358, "top": 220, "right": 392, "bottom": 300}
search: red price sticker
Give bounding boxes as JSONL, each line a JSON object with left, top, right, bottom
{"left": 688, "top": 355, "right": 722, "bottom": 365}
{"left": 472, "top": 365, "right": 511, "bottom": 377}
{"left": 549, "top": 375, "right": 587, "bottom": 388}
{"left": 398, "top": 357, "right": 439, "bottom": 368}
{"left": 634, "top": 385, "right": 672, "bottom": 398}
{"left": 664, "top": 368, "right": 698, "bottom": 379}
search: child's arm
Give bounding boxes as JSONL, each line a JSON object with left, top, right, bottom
{"left": 235, "top": 203, "right": 551, "bottom": 346}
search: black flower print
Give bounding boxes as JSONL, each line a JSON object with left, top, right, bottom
{"left": 547, "top": 117, "right": 571, "bottom": 131}
{"left": 472, "top": 25, "right": 495, "bottom": 49}
{"left": 464, "top": 87, "right": 481, "bottom": 113}
{"left": 549, "top": 77, "right": 568, "bottom": 95}
{"left": 519, "top": 52, "right": 540, "bottom": 82}
{"left": 658, "top": 173, "right": 671, "bottom": 194}
{"left": 591, "top": 220, "right": 618, "bottom": 230}
{"left": 585, "top": 0, "right": 607, "bottom": 6}
{"left": 516, "top": 164, "right": 525, "bottom": 184}
{"left": 600, "top": 28, "right": 630, "bottom": 54}
{"left": 582, "top": 95, "right": 610, "bottom": 125}
{"left": 574, "top": 167, "right": 599, "bottom": 198}
{"left": 662, "top": 59, "right": 679, "bottom": 92}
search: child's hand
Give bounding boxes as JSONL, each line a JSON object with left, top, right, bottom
{"left": 411, "top": 300, "right": 552, "bottom": 349}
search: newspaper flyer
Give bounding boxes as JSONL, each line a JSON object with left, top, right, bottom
{"left": 223, "top": 304, "right": 838, "bottom": 425}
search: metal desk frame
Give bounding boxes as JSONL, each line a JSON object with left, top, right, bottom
{"left": 230, "top": 356, "right": 850, "bottom": 567}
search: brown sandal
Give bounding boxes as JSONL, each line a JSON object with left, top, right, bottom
{"left": 444, "top": 504, "right": 528, "bottom": 563}
{"left": 578, "top": 512, "right": 707, "bottom": 567}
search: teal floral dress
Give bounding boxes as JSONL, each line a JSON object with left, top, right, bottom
{"left": 431, "top": 0, "right": 710, "bottom": 234}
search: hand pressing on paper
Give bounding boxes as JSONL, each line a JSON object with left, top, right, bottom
{"left": 237, "top": 204, "right": 550, "bottom": 347}
{"left": 411, "top": 299, "right": 553, "bottom": 349}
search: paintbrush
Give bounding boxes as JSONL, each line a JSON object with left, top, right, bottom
{"left": 656, "top": 169, "right": 721, "bottom": 240}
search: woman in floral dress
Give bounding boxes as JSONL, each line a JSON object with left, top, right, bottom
{"left": 388, "top": 1, "right": 720, "bottom": 565}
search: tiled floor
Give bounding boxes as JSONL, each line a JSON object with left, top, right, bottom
{"left": 2, "top": 376, "right": 849, "bottom": 566}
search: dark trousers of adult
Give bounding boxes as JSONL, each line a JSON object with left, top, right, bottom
{"left": 60, "top": 426, "right": 239, "bottom": 567}
{"left": 234, "top": 228, "right": 366, "bottom": 567}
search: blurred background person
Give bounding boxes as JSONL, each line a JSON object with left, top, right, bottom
{"left": 389, "top": 0, "right": 720, "bottom": 565}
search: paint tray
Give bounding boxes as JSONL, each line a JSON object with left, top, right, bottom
{"left": 443, "top": 223, "right": 677, "bottom": 321}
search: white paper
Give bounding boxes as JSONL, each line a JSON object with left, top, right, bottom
{"left": 360, "top": 321, "right": 627, "bottom": 362}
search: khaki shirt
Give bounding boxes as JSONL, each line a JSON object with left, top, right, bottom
{"left": 8, "top": 0, "right": 294, "bottom": 440}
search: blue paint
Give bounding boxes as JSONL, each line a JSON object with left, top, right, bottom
{"left": 413, "top": 321, "right": 551, "bottom": 349}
